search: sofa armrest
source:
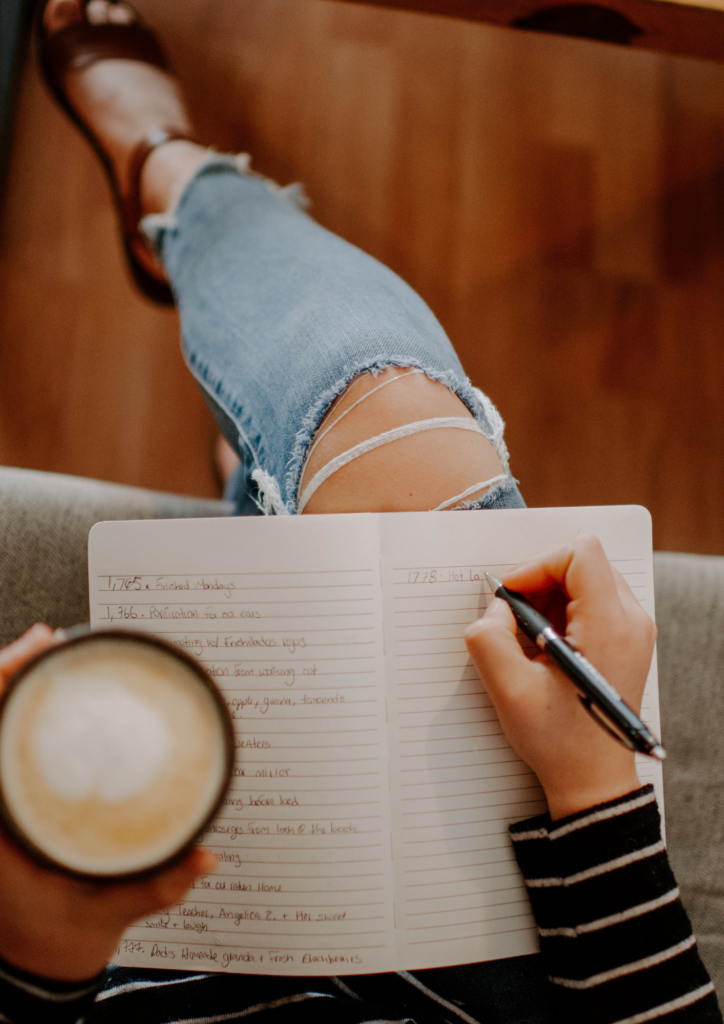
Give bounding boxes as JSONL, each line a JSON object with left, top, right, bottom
{"left": 654, "top": 550, "right": 724, "bottom": 1007}
{"left": 0, "top": 467, "right": 231, "bottom": 646}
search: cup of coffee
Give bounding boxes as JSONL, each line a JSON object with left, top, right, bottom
{"left": 0, "top": 630, "right": 234, "bottom": 879}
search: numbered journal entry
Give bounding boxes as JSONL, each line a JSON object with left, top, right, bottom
{"left": 88, "top": 506, "right": 663, "bottom": 976}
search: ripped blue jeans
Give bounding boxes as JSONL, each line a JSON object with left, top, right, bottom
{"left": 144, "top": 157, "right": 525, "bottom": 517}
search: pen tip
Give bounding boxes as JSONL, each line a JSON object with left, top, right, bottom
{"left": 650, "top": 744, "right": 667, "bottom": 761}
{"left": 485, "top": 573, "right": 503, "bottom": 593}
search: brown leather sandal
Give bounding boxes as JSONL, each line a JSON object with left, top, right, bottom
{"left": 36, "top": 0, "right": 197, "bottom": 305}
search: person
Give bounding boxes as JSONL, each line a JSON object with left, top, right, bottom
{"left": 0, "top": 538, "right": 719, "bottom": 1023}
{"left": 0, "top": 1, "right": 718, "bottom": 1020}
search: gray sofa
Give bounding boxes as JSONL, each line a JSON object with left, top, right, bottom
{"left": 1, "top": 465, "right": 723, "bottom": 1005}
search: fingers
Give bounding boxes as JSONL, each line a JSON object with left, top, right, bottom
{"left": 139, "top": 849, "right": 217, "bottom": 916}
{"left": 610, "top": 565, "right": 656, "bottom": 633}
{"left": 0, "top": 625, "right": 60, "bottom": 692}
{"left": 464, "top": 599, "right": 539, "bottom": 704}
{"left": 91, "top": 848, "right": 217, "bottom": 931}
{"left": 502, "top": 535, "right": 620, "bottom": 619}
{"left": 86, "top": 0, "right": 134, "bottom": 25}
{"left": 502, "top": 536, "right": 656, "bottom": 648}
{"left": 107, "top": 3, "right": 136, "bottom": 25}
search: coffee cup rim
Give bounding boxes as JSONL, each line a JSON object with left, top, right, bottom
{"left": 0, "top": 628, "right": 235, "bottom": 882}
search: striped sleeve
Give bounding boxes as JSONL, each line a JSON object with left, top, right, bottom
{"left": 0, "top": 953, "right": 106, "bottom": 1023}
{"left": 510, "top": 785, "right": 721, "bottom": 1024}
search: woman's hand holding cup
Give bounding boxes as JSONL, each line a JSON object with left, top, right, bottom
{"left": 0, "top": 626, "right": 216, "bottom": 982}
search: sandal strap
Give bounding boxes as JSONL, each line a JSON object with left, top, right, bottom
{"left": 36, "top": 3, "right": 188, "bottom": 305}
{"left": 122, "top": 128, "right": 199, "bottom": 242}
{"left": 40, "top": 21, "right": 168, "bottom": 86}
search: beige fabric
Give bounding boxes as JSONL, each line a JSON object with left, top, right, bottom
{"left": 0, "top": 467, "right": 230, "bottom": 646}
{"left": 654, "top": 551, "right": 724, "bottom": 1007}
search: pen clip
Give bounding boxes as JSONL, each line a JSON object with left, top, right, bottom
{"left": 578, "top": 696, "right": 636, "bottom": 751}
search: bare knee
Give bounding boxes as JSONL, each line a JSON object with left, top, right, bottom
{"left": 298, "top": 368, "right": 505, "bottom": 514}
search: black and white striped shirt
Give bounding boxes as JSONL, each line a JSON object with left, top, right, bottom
{"left": 0, "top": 786, "right": 719, "bottom": 1023}
{"left": 511, "top": 785, "right": 720, "bottom": 1022}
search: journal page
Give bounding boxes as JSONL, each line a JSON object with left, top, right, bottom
{"left": 379, "top": 505, "right": 661, "bottom": 971}
{"left": 89, "top": 514, "right": 394, "bottom": 976}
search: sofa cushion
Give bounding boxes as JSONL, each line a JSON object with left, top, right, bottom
{"left": 0, "top": 467, "right": 230, "bottom": 646}
{"left": 655, "top": 550, "right": 724, "bottom": 1005}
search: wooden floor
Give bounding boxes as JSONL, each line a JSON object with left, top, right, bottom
{"left": 3, "top": 0, "right": 724, "bottom": 553}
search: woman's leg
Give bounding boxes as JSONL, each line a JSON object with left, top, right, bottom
{"left": 146, "top": 159, "right": 524, "bottom": 516}
{"left": 45, "top": 0, "right": 523, "bottom": 519}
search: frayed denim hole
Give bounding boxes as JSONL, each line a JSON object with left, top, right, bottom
{"left": 287, "top": 359, "right": 514, "bottom": 514}
{"left": 454, "top": 477, "right": 526, "bottom": 511}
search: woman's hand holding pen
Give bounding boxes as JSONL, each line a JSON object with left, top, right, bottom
{"left": 464, "top": 535, "right": 657, "bottom": 821}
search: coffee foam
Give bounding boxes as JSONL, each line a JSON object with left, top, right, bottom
{"left": 34, "top": 674, "right": 171, "bottom": 803}
{"left": 0, "top": 639, "right": 228, "bottom": 876}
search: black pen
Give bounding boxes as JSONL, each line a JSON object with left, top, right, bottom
{"left": 484, "top": 573, "right": 666, "bottom": 761}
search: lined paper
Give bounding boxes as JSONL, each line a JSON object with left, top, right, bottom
{"left": 89, "top": 516, "right": 395, "bottom": 975}
{"left": 88, "top": 505, "right": 662, "bottom": 975}
{"left": 380, "top": 508, "right": 662, "bottom": 969}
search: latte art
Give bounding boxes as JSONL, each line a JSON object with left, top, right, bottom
{"left": 0, "top": 634, "right": 234, "bottom": 878}
{"left": 33, "top": 674, "right": 171, "bottom": 803}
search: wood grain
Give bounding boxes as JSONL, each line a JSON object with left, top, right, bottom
{"left": 334, "top": 0, "right": 724, "bottom": 63}
{"left": 2, "top": 0, "right": 724, "bottom": 552}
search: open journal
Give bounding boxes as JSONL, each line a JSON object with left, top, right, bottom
{"left": 88, "top": 505, "right": 663, "bottom": 976}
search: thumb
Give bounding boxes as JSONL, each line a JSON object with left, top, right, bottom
{"left": 153, "top": 849, "right": 217, "bottom": 910}
{"left": 126, "top": 849, "right": 218, "bottom": 920}
{"left": 0, "top": 624, "right": 60, "bottom": 692}
{"left": 465, "top": 599, "right": 537, "bottom": 704}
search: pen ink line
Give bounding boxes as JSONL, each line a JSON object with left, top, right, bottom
{"left": 400, "top": 787, "right": 536, "bottom": 804}
{"left": 219, "top": 686, "right": 377, "bottom": 692}
{"left": 390, "top": 563, "right": 515, "bottom": 572}
{"left": 408, "top": 927, "right": 532, "bottom": 945}
{"left": 97, "top": 598, "right": 375, "bottom": 605}
{"left": 99, "top": 583, "right": 374, "bottom": 591}
{"left": 147, "top": 628, "right": 375, "bottom": 634}
{"left": 174, "top": 901, "right": 386, "bottom": 909}
{"left": 402, "top": 832, "right": 510, "bottom": 846}
{"left": 220, "top": 801, "right": 382, "bottom": 812}
{"left": 396, "top": 706, "right": 494, "bottom": 714}
{"left": 229, "top": 786, "right": 382, "bottom": 794}
{"left": 131, "top": 942, "right": 388, "bottom": 951}
{"left": 209, "top": 842, "right": 384, "bottom": 852}
{"left": 100, "top": 606, "right": 375, "bottom": 615}
{"left": 403, "top": 867, "right": 519, "bottom": 887}
{"left": 400, "top": 799, "right": 540, "bottom": 818}
{"left": 391, "top": 559, "right": 645, "bottom": 571}
{"left": 398, "top": 731, "right": 504, "bottom": 743}
{"left": 405, "top": 892, "right": 526, "bottom": 910}
{"left": 398, "top": 749, "right": 511, "bottom": 760}
{"left": 402, "top": 809, "right": 545, "bottom": 832}
{"left": 395, "top": 664, "right": 474, "bottom": 671}
{"left": 99, "top": 569, "right": 374, "bottom": 577}
{"left": 396, "top": 714, "right": 497, "bottom": 723}
{"left": 236, "top": 757, "right": 380, "bottom": 762}
{"left": 403, "top": 844, "right": 511, "bottom": 860}
{"left": 395, "top": 679, "right": 482, "bottom": 686}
